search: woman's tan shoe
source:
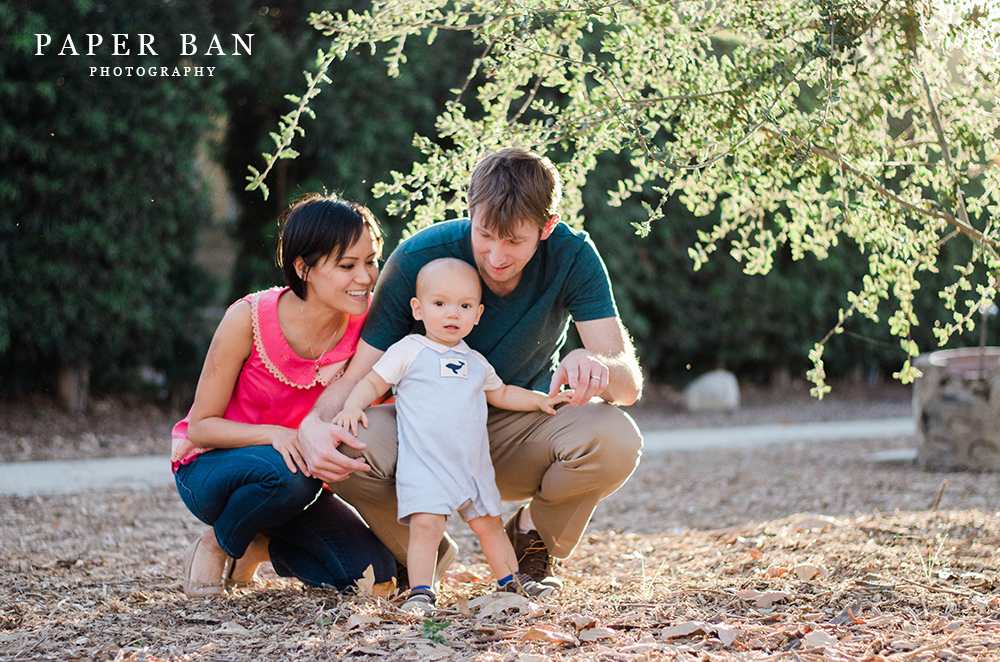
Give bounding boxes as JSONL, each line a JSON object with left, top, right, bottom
{"left": 182, "top": 535, "right": 227, "bottom": 598}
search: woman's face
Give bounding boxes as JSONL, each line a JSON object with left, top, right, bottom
{"left": 302, "top": 227, "right": 380, "bottom": 315}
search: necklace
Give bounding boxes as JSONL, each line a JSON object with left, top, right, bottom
{"left": 300, "top": 300, "right": 345, "bottom": 378}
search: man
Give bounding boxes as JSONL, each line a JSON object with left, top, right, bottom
{"left": 297, "top": 146, "right": 643, "bottom": 588}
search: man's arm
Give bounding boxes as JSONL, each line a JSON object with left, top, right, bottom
{"left": 549, "top": 316, "right": 642, "bottom": 407}
{"left": 297, "top": 340, "right": 387, "bottom": 483}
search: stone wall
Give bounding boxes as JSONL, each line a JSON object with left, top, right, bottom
{"left": 913, "top": 348, "right": 1000, "bottom": 472}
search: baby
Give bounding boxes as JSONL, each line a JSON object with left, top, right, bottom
{"left": 334, "top": 257, "right": 572, "bottom": 613}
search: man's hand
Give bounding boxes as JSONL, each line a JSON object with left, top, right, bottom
{"left": 548, "top": 349, "right": 609, "bottom": 406}
{"left": 297, "top": 412, "right": 371, "bottom": 483}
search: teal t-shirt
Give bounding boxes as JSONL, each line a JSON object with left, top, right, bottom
{"left": 362, "top": 219, "right": 619, "bottom": 391}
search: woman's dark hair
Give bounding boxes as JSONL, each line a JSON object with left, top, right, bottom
{"left": 276, "top": 194, "right": 383, "bottom": 299}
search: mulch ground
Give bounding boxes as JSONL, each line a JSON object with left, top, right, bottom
{"left": 3, "top": 444, "right": 1000, "bottom": 661}
{"left": 2, "top": 491, "right": 998, "bottom": 661}
{"left": 2, "top": 384, "right": 999, "bottom": 661}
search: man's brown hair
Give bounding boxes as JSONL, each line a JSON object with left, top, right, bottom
{"left": 467, "top": 146, "right": 562, "bottom": 237}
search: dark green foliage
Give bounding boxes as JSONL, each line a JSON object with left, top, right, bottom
{"left": 212, "top": 0, "right": 481, "bottom": 299}
{"left": 0, "top": 0, "right": 220, "bottom": 396}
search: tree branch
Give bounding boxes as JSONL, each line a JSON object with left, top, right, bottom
{"left": 921, "top": 73, "right": 979, "bottom": 249}
{"left": 761, "top": 124, "right": 992, "bottom": 253}
{"left": 623, "top": 89, "right": 742, "bottom": 104}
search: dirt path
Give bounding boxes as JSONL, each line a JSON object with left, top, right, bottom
{"left": 0, "top": 380, "right": 913, "bottom": 462}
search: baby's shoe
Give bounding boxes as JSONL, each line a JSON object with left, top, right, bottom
{"left": 498, "top": 573, "right": 553, "bottom": 599}
{"left": 400, "top": 587, "right": 436, "bottom": 615}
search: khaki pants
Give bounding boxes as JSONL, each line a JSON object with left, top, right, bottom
{"left": 331, "top": 401, "right": 643, "bottom": 562}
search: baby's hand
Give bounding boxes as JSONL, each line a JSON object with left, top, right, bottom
{"left": 539, "top": 389, "right": 575, "bottom": 414}
{"left": 332, "top": 407, "right": 368, "bottom": 436}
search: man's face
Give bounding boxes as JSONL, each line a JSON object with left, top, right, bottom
{"left": 470, "top": 214, "right": 549, "bottom": 291}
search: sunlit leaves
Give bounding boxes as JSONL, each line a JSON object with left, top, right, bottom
{"left": 251, "top": 0, "right": 999, "bottom": 393}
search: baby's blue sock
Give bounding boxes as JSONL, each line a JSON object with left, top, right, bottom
{"left": 497, "top": 573, "right": 519, "bottom": 587}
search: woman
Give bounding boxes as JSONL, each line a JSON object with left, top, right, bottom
{"left": 171, "top": 194, "right": 395, "bottom": 597}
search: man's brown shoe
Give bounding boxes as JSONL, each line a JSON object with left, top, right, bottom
{"left": 504, "top": 505, "right": 562, "bottom": 590}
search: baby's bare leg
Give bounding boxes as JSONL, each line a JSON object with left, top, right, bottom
{"left": 406, "top": 513, "right": 447, "bottom": 589}
{"left": 467, "top": 515, "right": 518, "bottom": 581}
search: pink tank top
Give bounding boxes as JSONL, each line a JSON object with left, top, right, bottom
{"left": 171, "top": 287, "right": 366, "bottom": 470}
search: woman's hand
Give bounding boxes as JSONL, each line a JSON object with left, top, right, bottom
{"left": 270, "top": 425, "right": 309, "bottom": 475}
{"left": 170, "top": 436, "right": 200, "bottom": 464}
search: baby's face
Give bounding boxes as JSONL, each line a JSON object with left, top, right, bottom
{"left": 411, "top": 268, "right": 484, "bottom": 346}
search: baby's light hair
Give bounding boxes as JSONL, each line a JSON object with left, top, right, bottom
{"left": 415, "top": 258, "right": 482, "bottom": 301}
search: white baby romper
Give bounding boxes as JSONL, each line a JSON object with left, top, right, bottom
{"left": 372, "top": 334, "right": 503, "bottom": 523}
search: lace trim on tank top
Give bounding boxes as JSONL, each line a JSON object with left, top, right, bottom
{"left": 249, "top": 289, "right": 345, "bottom": 390}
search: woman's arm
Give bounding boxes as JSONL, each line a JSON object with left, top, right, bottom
{"left": 184, "top": 302, "right": 303, "bottom": 470}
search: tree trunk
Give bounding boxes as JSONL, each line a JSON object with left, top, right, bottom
{"left": 56, "top": 363, "right": 90, "bottom": 414}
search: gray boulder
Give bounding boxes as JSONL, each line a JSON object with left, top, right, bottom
{"left": 683, "top": 369, "right": 740, "bottom": 412}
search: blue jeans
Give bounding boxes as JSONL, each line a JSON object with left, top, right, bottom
{"left": 174, "top": 446, "right": 395, "bottom": 590}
